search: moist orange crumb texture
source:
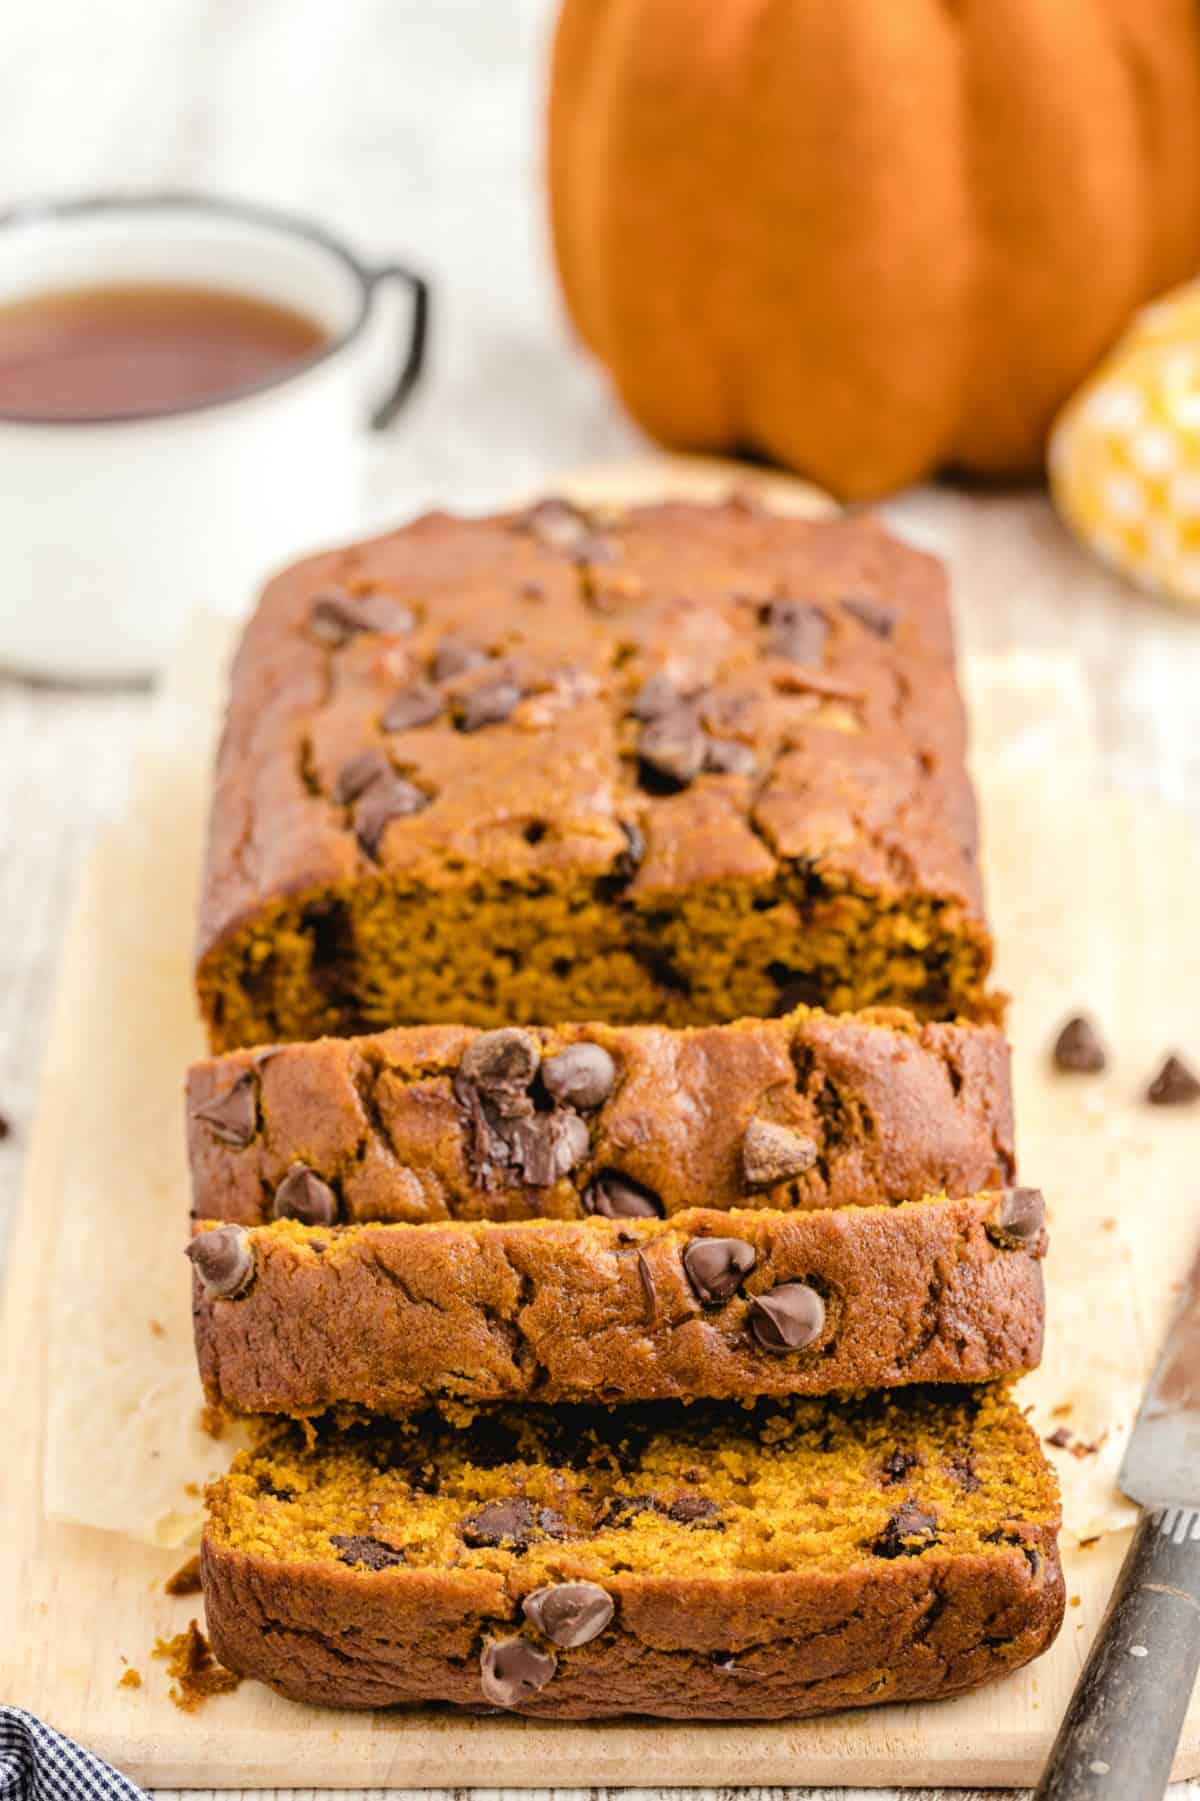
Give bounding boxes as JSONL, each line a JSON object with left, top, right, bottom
{"left": 196, "top": 503, "right": 996, "bottom": 1052}
{"left": 152, "top": 1620, "right": 241, "bottom": 1712}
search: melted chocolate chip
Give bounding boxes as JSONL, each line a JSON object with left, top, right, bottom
{"left": 747, "top": 1281, "right": 826, "bottom": 1352}
{"left": 682, "top": 1237, "right": 757, "bottom": 1306}
{"left": 1146, "top": 1052, "right": 1200, "bottom": 1106}
{"left": 1052, "top": 1014, "right": 1107, "bottom": 1073}
{"left": 518, "top": 496, "right": 614, "bottom": 564}
{"left": 638, "top": 707, "right": 706, "bottom": 787}
{"left": 309, "top": 589, "right": 414, "bottom": 643}
{"left": 541, "top": 1042, "right": 616, "bottom": 1111}
{"left": 459, "top": 679, "right": 523, "bottom": 732}
{"left": 703, "top": 738, "right": 756, "bottom": 776}
{"left": 584, "top": 1171, "right": 664, "bottom": 1220}
{"left": 945, "top": 1454, "right": 981, "bottom": 1493}
{"left": 842, "top": 595, "right": 897, "bottom": 639}
{"left": 511, "top": 1109, "right": 590, "bottom": 1186}
{"left": 872, "top": 1502, "right": 939, "bottom": 1559}
{"left": 479, "top": 1636, "right": 557, "bottom": 1707}
{"left": 383, "top": 681, "right": 443, "bottom": 732}
{"left": 882, "top": 1447, "right": 919, "bottom": 1485}
{"left": 192, "top": 1071, "right": 257, "bottom": 1147}
{"left": 985, "top": 1186, "right": 1046, "bottom": 1251}
{"left": 330, "top": 1533, "right": 405, "bottom": 1571}
{"left": 594, "top": 1493, "right": 654, "bottom": 1529}
{"left": 272, "top": 1162, "right": 338, "bottom": 1226}
{"left": 764, "top": 600, "right": 827, "bottom": 664}
{"left": 334, "top": 747, "right": 392, "bottom": 805}
{"left": 742, "top": 1117, "right": 819, "bottom": 1187}
{"left": 354, "top": 776, "right": 429, "bottom": 856}
{"left": 461, "top": 1028, "right": 540, "bottom": 1116}
{"left": 635, "top": 1249, "right": 657, "bottom": 1326}
{"left": 461, "top": 1498, "right": 566, "bottom": 1549}
{"left": 666, "top": 1495, "right": 721, "bottom": 1526}
{"left": 522, "top": 1581, "right": 614, "bottom": 1648}
{"left": 186, "top": 1226, "right": 254, "bottom": 1299}
{"left": 433, "top": 636, "right": 489, "bottom": 681}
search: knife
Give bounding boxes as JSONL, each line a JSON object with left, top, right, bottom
{"left": 1035, "top": 1247, "right": 1200, "bottom": 1799}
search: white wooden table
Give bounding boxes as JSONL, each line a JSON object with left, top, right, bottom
{"left": 1, "top": 2, "right": 1198, "bottom": 1796}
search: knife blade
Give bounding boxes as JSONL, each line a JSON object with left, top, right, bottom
{"left": 1036, "top": 1242, "right": 1200, "bottom": 1800}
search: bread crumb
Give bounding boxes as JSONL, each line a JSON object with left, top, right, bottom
{"left": 183, "top": 1481, "right": 200, "bottom": 1498}
{"left": 148, "top": 1318, "right": 165, "bottom": 1337}
{"left": 200, "top": 1403, "right": 226, "bottom": 1440}
{"left": 117, "top": 1668, "right": 141, "bottom": 1689}
{"left": 152, "top": 1620, "right": 240, "bottom": 1712}
{"left": 1070, "top": 1595, "right": 1081, "bottom": 1608}
{"left": 1078, "top": 1534, "right": 1101, "bottom": 1549}
{"left": 164, "top": 1553, "right": 202, "bottom": 1596}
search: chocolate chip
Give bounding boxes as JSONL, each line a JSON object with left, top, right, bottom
{"left": 631, "top": 673, "right": 680, "bottom": 721}
{"left": 765, "top": 600, "right": 827, "bottom": 664}
{"left": 986, "top": 1186, "right": 1046, "bottom": 1251}
{"left": 742, "top": 1117, "right": 819, "bottom": 1187}
{"left": 945, "top": 1453, "right": 981, "bottom": 1493}
{"left": 666, "top": 1495, "right": 721, "bottom": 1526}
{"left": 748, "top": 1281, "right": 825, "bottom": 1352}
{"left": 635, "top": 1249, "right": 657, "bottom": 1326}
{"left": 1051, "top": 1014, "right": 1107, "bottom": 1073}
{"left": 334, "top": 747, "right": 392, "bottom": 805}
{"left": 192, "top": 1071, "right": 257, "bottom": 1147}
{"left": 703, "top": 738, "right": 756, "bottom": 776}
{"left": 541, "top": 1042, "right": 616, "bottom": 1111}
{"left": 638, "top": 708, "right": 706, "bottom": 787}
{"left": 519, "top": 496, "right": 613, "bottom": 563}
{"left": 433, "top": 636, "right": 489, "bottom": 681}
{"left": 511, "top": 1109, "right": 590, "bottom": 1186}
{"left": 479, "top": 1637, "right": 557, "bottom": 1707}
{"left": 461, "top": 1498, "right": 566, "bottom": 1549}
{"left": 682, "top": 1237, "right": 757, "bottom": 1306}
{"left": 872, "top": 1502, "right": 938, "bottom": 1558}
{"left": 842, "top": 595, "right": 897, "bottom": 638}
{"left": 330, "top": 1533, "right": 405, "bottom": 1571}
{"left": 612, "top": 819, "right": 644, "bottom": 881}
{"left": 522, "top": 1581, "right": 614, "bottom": 1648}
{"left": 383, "top": 681, "right": 443, "bottom": 732}
{"left": 309, "top": 588, "right": 414, "bottom": 643}
{"left": 882, "top": 1447, "right": 919, "bottom": 1485}
{"left": 1046, "top": 1426, "right": 1073, "bottom": 1449}
{"left": 461, "top": 1028, "right": 540, "bottom": 1116}
{"left": 186, "top": 1226, "right": 254, "bottom": 1299}
{"left": 354, "top": 776, "right": 428, "bottom": 856}
{"left": 273, "top": 1162, "right": 337, "bottom": 1226}
{"left": 584, "top": 1171, "right": 664, "bottom": 1220}
{"left": 1146, "top": 1052, "right": 1200, "bottom": 1106}
{"left": 460, "top": 679, "right": 523, "bottom": 732}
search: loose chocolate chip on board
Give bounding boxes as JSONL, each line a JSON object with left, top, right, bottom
{"left": 511, "top": 1109, "right": 590, "bottom": 1186}
{"left": 748, "top": 1281, "right": 826, "bottom": 1352}
{"left": 382, "top": 681, "right": 443, "bottom": 732}
{"left": 462, "top": 1498, "right": 566, "bottom": 1549}
{"left": 480, "top": 1637, "right": 557, "bottom": 1708}
{"left": 273, "top": 1162, "right": 338, "bottom": 1226}
{"left": 986, "top": 1186, "right": 1046, "bottom": 1251}
{"left": 522, "top": 1581, "right": 614, "bottom": 1648}
{"left": 872, "top": 1502, "right": 939, "bottom": 1558}
{"left": 192, "top": 1071, "right": 257, "bottom": 1147}
{"left": 742, "top": 1117, "right": 819, "bottom": 1187}
{"left": 186, "top": 1226, "right": 254, "bottom": 1299}
{"left": 541, "top": 1042, "right": 616, "bottom": 1111}
{"left": 666, "top": 1496, "right": 721, "bottom": 1526}
{"left": 1052, "top": 1014, "right": 1107, "bottom": 1073}
{"left": 461, "top": 1028, "right": 541, "bottom": 1114}
{"left": 354, "top": 776, "right": 429, "bottom": 856}
{"left": 309, "top": 588, "right": 414, "bottom": 643}
{"left": 765, "top": 600, "right": 827, "bottom": 664}
{"left": 682, "top": 1237, "right": 757, "bottom": 1306}
{"left": 330, "top": 1533, "right": 405, "bottom": 1571}
{"left": 638, "top": 707, "right": 706, "bottom": 787}
{"left": 841, "top": 595, "right": 897, "bottom": 638}
{"left": 460, "top": 679, "right": 523, "bottom": 732}
{"left": 1146, "top": 1052, "right": 1200, "bottom": 1106}
{"left": 433, "top": 636, "right": 490, "bottom": 681}
{"left": 333, "top": 747, "right": 393, "bottom": 805}
{"left": 703, "top": 737, "right": 756, "bottom": 776}
{"left": 584, "top": 1171, "right": 664, "bottom": 1220}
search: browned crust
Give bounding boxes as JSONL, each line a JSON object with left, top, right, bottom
{"left": 192, "top": 1197, "right": 1044, "bottom": 1415}
{"left": 200, "top": 1532, "right": 1064, "bottom": 1718}
{"left": 187, "top": 1007, "right": 1014, "bottom": 1226}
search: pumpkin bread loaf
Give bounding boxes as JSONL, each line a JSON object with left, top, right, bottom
{"left": 196, "top": 501, "right": 997, "bottom": 1053}
{"left": 201, "top": 1384, "right": 1063, "bottom": 1718}
{"left": 188, "top": 1005, "right": 1014, "bottom": 1227}
{"left": 190, "top": 1189, "right": 1046, "bottom": 1416}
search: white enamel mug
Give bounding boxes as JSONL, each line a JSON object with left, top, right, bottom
{"left": 0, "top": 193, "right": 429, "bottom": 681}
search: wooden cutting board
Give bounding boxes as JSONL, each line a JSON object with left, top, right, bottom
{"left": 3, "top": 458, "right": 1199, "bottom": 1789}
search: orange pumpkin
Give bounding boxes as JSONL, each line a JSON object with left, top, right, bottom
{"left": 548, "top": 0, "right": 1200, "bottom": 499}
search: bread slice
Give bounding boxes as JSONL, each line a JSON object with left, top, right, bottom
{"left": 201, "top": 1383, "right": 1063, "bottom": 1718}
{"left": 190, "top": 1189, "right": 1046, "bottom": 1415}
{"left": 188, "top": 1005, "right": 1014, "bottom": 1228}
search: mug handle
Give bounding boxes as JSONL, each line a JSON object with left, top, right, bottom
{"left": 364, "top": 263, "right": 431, "bottom": 430}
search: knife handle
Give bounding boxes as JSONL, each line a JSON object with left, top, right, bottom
{"left": 1035, "top": 1507, "right": 1200, "bottom": 1801}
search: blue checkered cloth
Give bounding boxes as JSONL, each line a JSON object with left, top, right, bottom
{"left": 0, "top": 1710, "right": 147, "bottom": 1801}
